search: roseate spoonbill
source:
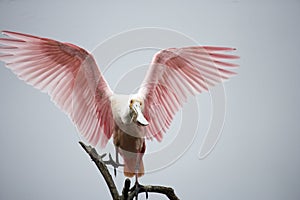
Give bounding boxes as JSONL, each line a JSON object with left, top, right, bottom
{"left": 0, "top": 31, "right": 238, "bottom": 181}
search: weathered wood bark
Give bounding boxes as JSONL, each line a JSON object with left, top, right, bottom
{"left": 79, "top": 142, "right": 180, "bottom": 200}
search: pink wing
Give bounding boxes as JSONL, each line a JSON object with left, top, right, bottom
{"left": 0, "top": 31, "right": 114, "bottom": 147}
{"left": 138, "top": 46, "right": 239, "bottom": 141}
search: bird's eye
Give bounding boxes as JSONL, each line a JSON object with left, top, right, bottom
{"left": 130, "top": 100, "right": 133, "bottom": 104}
{"left": 140, "top": 102, "right": 142, "bottom": 106}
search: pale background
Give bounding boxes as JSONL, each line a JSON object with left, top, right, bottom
{"left": 0, "top": 0, "right": 300, "bottom": 200}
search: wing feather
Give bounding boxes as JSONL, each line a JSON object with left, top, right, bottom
{"left": 0, "top": 31, "right": 114, "bottom": 147}
{"left": 138, "top": 46, "right": 239, "bottom": 140}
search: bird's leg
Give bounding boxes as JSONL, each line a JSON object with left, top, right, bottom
{"left": 129, "top": 153, "right": 148, "bottom": 200}
{"left": 135, "top": 160, "right": 140, "bottom": 185}
{"left": 129, "top": 166, "right": 141, "bottom": 200}
{"left": 103, "top": 147, "right": 124, "bottom": 176}
{"left": 115, "top": 146, "right": 121, "bottom": 165}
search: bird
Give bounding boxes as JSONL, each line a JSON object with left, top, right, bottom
{"left": 0, "top": 30, "right": 239, "bottom": 181}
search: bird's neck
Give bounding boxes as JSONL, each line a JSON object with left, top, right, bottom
{"left": 121, "top": 106, "right": 132, "bottom": 124}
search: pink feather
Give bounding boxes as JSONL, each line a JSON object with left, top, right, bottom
{"left": 138, "top": 46, "right": 239, "bottom": 141}
{"left": 0, "top": 31, "right": 114, "bottom": 148}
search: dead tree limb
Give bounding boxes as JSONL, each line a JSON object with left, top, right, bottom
{"left": 79, "top": 141, "right": 180, "bottom": 200}
{"left": 79, "top": 141, "right": 119, "bottom": 199}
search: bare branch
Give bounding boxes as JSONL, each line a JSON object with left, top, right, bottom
{"left": 121, "top": 179, "right": 131, "bottom": 200}
{"left": 79, "top": 142, "right": 120, "bottom": 200}
{"left": 129, "top": 185, "right": 179, "bottom": 200}
{"left": 79, "top": 142, "right": 180, "bottom": 200}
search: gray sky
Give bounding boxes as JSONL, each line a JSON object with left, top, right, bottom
{"left": 0, "top": 0, "right": 300, "bottom": 200}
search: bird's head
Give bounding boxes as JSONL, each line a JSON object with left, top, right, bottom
{"left": 129, "top": 99, "right": 149, "bottom": 126}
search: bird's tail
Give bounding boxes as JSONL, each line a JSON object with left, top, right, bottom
{"left": 123, "top": 157, "right": 144, "bottom": 177}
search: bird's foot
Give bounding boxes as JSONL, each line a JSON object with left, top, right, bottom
{"left": 101, "top": 153, "right": 124, "bottom": 176}
{"left": 99, "top": 153, "right": 108, "bottom": 160}
{"left": 130, "top": 181, "right": 148, "bottom": 200}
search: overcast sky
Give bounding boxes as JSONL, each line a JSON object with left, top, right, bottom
{"left": 0, "top": 0, "right": 300, "bottom": 200}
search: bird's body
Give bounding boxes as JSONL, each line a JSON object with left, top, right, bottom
{"left": 110, "top": 94, "right": 147, "bottom": 177}
{"left": 0, "top": 31, "right": 239, "bottom": 178}
{"left": 113, "top": 122, "right": 146, "bottom": 177}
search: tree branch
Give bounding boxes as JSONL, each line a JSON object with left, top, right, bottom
{"left": 79, "top": 141, "right": 120, "bottom": 199}
{"left": 127, "top": 179, "right": 180, "bottom": 200}
{"left": 79, "top": 141, "right": 180, "bottom": 200}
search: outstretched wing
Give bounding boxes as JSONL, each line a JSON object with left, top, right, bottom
{"left": 138, "top": 46, "right": 239, "bottom": 141}
{"left": 0, "top": 31, "right": 114, "bottom": 147}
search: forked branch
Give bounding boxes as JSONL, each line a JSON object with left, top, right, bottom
{"left": 79, "top": 142, "right": 180, "bottom": 200}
